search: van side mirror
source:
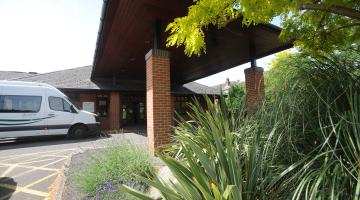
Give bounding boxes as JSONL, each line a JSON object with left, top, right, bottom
{"left": 70, "top": 105, "right": 78, "bottom": 113}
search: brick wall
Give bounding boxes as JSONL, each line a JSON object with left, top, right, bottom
{"left": 64, "top": 92, "right": 110, "bottom": 130}
{"left": 79, "top": 94, "right": 97, "bottom": 110}
{"left": 146, "top": 49, "right": 172, "bottom": 154}
{"left": 244, "top": 67, "right": 265, "bottom": 112}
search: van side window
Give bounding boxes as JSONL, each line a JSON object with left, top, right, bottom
{"left": 49, "top": 97, "right": 71, "bottom": 112}
{"left": 0, "top": 95, "right": 42, "bottom": 113}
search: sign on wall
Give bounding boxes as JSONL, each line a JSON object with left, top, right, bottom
{"left": 82, "top": 102, "right": 95, "bottom": 113}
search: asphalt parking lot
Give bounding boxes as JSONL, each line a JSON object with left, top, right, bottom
{"left": 0, "top": 134, "right": 147, "bottom": 200}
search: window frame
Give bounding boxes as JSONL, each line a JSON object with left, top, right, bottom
{"left": 48, "top": 96, "right": 72, "bottom": 113}
{"left": 0, "top": 95, "right": 42, "bottom": 113}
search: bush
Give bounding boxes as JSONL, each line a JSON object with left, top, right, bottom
{"left": 75, "top": 144, "right": 154, "bottom": 199}
{"left": 225, "top": 82, "right": 246, "bottom": 113}
{"left": 123, "top": 46, "right": 360, "bottom": 199}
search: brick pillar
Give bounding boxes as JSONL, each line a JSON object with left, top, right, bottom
{"left": 145, "top": 49, "right": 172, "bottom": 154}
{"left": 244, "top": 67, "right": 264, "bottom": 112}
{"left": 109, "top": 92, "right": 121, "bottom": 130}
{"left": 171, "top": 96, "right": 175, "bottom": 126}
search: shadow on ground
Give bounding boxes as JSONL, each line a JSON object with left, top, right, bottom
{"left": 0, "top": 177, "right": 17, "bottom": 200}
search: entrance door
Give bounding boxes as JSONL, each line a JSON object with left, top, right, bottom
{"left": 123, "top": 101, "right": 145, "bottom": 125}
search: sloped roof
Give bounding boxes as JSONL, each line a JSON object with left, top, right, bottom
{"left": 212, "top": 80, "right": 242, "bottom": 92}
{"left": 15, "top": 66, "right": 99, "bottom": 90}
{"left": 0, "top": 71, "right": 36, "bottom": 80}
{"left": 12, "top": 66, "right": 219, "bottom": 95}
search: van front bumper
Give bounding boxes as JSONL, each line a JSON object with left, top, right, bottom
{"left": 87, "top": 123, "right": 101, "bottom": 136}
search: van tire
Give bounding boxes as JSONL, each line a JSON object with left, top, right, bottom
{"left": 69, "top": 125, "right": 87, "bottom": 139}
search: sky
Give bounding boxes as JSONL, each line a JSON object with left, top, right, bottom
{"left": 0, "top": 0, "right": 103, "bottom": 73}
{"left": 0, "top": 0, "right": 283, "bottom": 87}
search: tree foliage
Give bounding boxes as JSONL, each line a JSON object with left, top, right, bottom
{"left": 166, "top": 0, "right": 360, "bottom": 56}
{"left": 225, "top": 82, "right": 246, "bottom": 113}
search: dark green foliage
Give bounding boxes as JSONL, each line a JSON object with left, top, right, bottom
{"left": 225, "top": 82, "right": 246, "bottom": 113}
{"left": 124, "top": 46, "right": 360, "bottom": 199}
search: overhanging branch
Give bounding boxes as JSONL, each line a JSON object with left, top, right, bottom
{"left": 299, "top": 3, "right": 360, "bottom": 20}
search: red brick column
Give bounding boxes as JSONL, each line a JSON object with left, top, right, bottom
{"left": 145, "top": 49, "right": 172, "bottom": 154}
{"left": 170, "top": 96, "right": 175, "bottom": 126}
{"left": 109, "top": 92, "right": 121, "bottom": 130}
{"left": 244, "top": 67, "right": 264, "bottom": 112}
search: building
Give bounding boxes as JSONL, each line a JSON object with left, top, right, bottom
{"left": 1, "top": 0, "right": 292, "bottom": 153}
{"left": 212, "top": 78, "right": 244, "bottom": 94}
{"left": 90, "top": 0, "right": 292, "bottom": 153}
{"left": 0, "top": 66, "right": 219, "bottom": 130}
{"left": 0, "top": 71, "right": 37, "bottom": 80}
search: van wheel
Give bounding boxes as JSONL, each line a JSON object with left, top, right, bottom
{"left": 69, "top": 125, "right": 87, "bottom": 139}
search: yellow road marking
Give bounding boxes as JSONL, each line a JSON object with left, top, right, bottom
{"left": 1, "top": 157, "right": 67, "bottom": 182}
{"left": 0, "top": 183, "right": 48, "bottom": 197}
{"left": 19, "top": 158, "right": 55, "bottom": 165}
{"left": 12, "top": 154, "right": 53, "bottom": 164}
{"left": 0, "top": 163, "right": 58, "bottom": 172}
{"left": 1, "top": 154, "right": 68, "bottom": 166}
{"left": 0, "top": 165, "right": 15, "bottom": 177}
{"left": 0, "top": 148, "right": 78, "bottom": 199}
{"left": 0, "top": 157, "right": 67, "bottom": 199}
{"left": 24, "top": 172, "right": 58, "bottom": 188}
{"left": 0, "top": 148, "right": 76, "bottom": 161}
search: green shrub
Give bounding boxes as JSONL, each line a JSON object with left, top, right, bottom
{"left": 75, "top": 144, "right": 154, "bottom": 199}
{"left": 123, "top": 46, "right": 360, "bottom": 199}
{"left": 225, "top": 82, "right": 246, "bottom": 113}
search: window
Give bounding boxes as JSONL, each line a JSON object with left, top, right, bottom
{"left": 0, "top": 95, "right": 42, "bottom": 113}
{"left": 49, "top": 97, "right": 71, "bottom": 112}
{"left": 63, "top": 100, "right": 71, "bottom": 112}
{"left": 96, "top": 94, "right": 108, "bottom": 117}
{"left": 139, "top": 102, "right": 145, "bottom": 119}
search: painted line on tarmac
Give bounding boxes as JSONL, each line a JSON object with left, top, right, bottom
{"left": 3, "top": 157, "right": 67, "bottom": 181}
{"left": 0, "top": 165, "right": 15, "bottom": 177}
{"left": 0, "top": 163, "right": 58, "bottom": 172}
{"left": 18, "top": 158, "right": 56, "bottom": 165}
{"left": 0, "top": 156, "right": 68, "bottom": 199}
{"left": 0, "top": 148, "right": 77, "bottom": 161}
{"left": 0, "top": 183, "right": 48, "bottom": 197}
{"left": 24, "top": 172, "right": 58, "bottom": 188}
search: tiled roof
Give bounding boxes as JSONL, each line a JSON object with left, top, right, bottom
{"left": 212, "top": 80, "right": 242, "bottom": 93}
{"left": 10, "top": 66, "right": 219, "bottom": 95}
{"left": 15, "top": 66, "right": 99, "bottom": 90}
{"left": 0, "top": 71, "right": 36, "bottom": 80}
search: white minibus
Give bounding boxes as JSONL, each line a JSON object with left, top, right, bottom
{"left": 0, "top": 81, "right": 100, "bottom": 139}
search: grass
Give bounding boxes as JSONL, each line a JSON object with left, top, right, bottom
{"left": 75, "top": 143, "right": 154, "bottom": 199}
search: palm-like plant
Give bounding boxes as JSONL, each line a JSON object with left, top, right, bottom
{"left": 123, "top": 96, "right": 277, "bottom": 199}
{"left": 122, "top": 47, "right": 360, "bottom": 200}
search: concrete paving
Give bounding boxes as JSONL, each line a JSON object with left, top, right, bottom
{"left": 0, "top": 133, "right": 147, "bottom": 200}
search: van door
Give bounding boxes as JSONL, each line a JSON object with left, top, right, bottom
{"left": 45, "top": 96, "right": 75, "bottom": 135}
{"left": 0, "top": 90, "right": 46, "bottom": 138}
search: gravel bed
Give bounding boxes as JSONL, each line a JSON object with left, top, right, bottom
{"left": 61, "top": 149, "right": 104, "bottom": 200}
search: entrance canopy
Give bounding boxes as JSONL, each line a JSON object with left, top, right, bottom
{"left": 92, "top": 0, "right": 292, "bottom": 84}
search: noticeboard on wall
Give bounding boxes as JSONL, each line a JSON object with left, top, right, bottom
{"left": 82, "top": 102, "right": 95, "bottom": 113}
